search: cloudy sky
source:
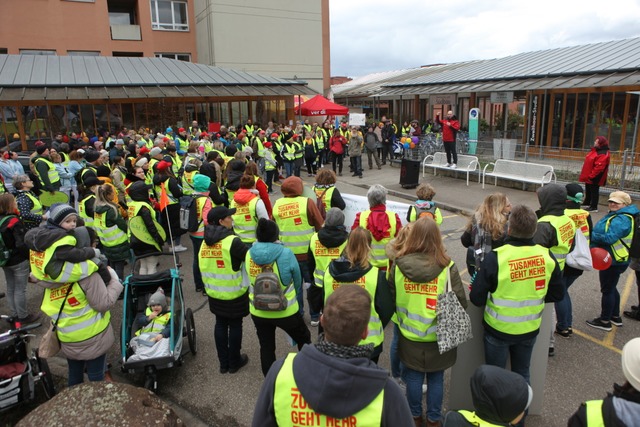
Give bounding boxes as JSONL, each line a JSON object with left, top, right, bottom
{"left": 330, "top": 0, "right": 640, "bottom": 78}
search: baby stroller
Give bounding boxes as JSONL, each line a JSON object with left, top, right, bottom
{"left": 392, "top": 140, "right": 404, "bottom": 159}
{"left": 0, "top": 313, "right": 56, "bottom": 412}
{"left": 120, "top": 253, "right": 197, "bottom": 391}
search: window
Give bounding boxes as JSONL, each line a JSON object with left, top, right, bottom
{"left": 19, "top": 50, "right": 56, "bottom": 55}
{"left": 0, "top": 48, "right": 7, "bottom": 54}
{"left": 155, "top": 53, "right": 191, "bottom": 61}
{"left": 68, "top": 50, "right": 100, "bottom": 56}
{"left": 108, "top": 0, "right": 137, "bottom": 25}
{"left": 150, "top": 0, "right": 188, "bottom": 31}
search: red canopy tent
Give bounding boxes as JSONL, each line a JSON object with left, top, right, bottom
{"left": 294, "top": 94, "right": 349, "bottom": 116}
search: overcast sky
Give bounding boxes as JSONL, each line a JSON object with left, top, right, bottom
{"left": 330, "top": 0, "right": 640, "bottom": 78}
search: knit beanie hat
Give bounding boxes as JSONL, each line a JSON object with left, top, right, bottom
{"left": 193, "top": 174, "right": 211, "bottom": 193}
{"left": 565, "top": 183, "right": 584, "bottom": 204}
{"left": 48, "top": 203, "right": 78, "bottom": 227}
{"left": 471, "top": 365, "right": 532, "bottom": 424}
{"left": 622, "top": 337, "right": 640, "bottom": 391}
{"left": 324, "top": 207, "right": 345, "bottom": 227}
{"left": 36, "top": 145, "right": 48, "bottom": 155}
{"left": 97, "top": 165, "right": 111, "bottom": 177}
{"left": 84, "top": 150, "right": 100, "bottom": 163}
{"left": 150, "top": 147, "right": 163, "bottom": 157}
{"left": 147, "top": 287, "right": 167, "bottom": 311}
{"left": 256, "top": 218, "right": 279, "bottom": 243}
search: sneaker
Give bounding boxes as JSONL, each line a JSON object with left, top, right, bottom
{"left": 173, "top": 244, "right": 188, "bottom": 253}
{"left": 310, "top": 319, "right": 320, "bottom": 327}
{"left": 338, "top": 173, "right": 342, "bottom": 176}
{"left": 568, "top": 327, "right": 573, "bottom": 335}
{"left": 229, "top": 354, "right": 249, "bottom": 374}
{"left": 548, "top": 347, "right": 555, "bottom": 357}
{"left": 611, "top": 316, "right": 623, "bottom": 326}
{"left": 451, "top": 164, "right": 457, "bottom": 169}
{"left": 308, "top": 174, "right": 313, "bottom": 177}
{"left": 554, "top": 327, "right": 571, "bottom": 338}
{"left": 623, "top": 309, "right": 640, "bottom": 320}
{"left": 586, "top": 317, "right": 612, "bottom": 331}
{"left": 445, "top": 163, "right": 452, "bottom": 168}
{"left": 586, "top": 208, "right": 599, "bottom": 212}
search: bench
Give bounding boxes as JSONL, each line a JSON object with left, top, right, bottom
{"left": 422, "top": 152, "right": 480, "bottom": 186}
{"left": 482, "top": 159, "right": 556, "bottom": 189}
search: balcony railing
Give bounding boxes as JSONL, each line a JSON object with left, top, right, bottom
{"left": 110, "top": 25, "right": 141, "bottom": 41}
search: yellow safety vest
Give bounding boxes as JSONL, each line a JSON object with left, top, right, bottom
{"left": 93, "top": 210, "right": 128, "bottom": 247}
{"left": 584, "top": 400, "right": 605, "bottom": 427}
{"left": 324, "top": 266, "right": 383, "bottom": 346}
{"left": 538, "top": 214, "right": 575, "bottom": 270}
{"left": 274, "top": 353, "right": 384, "bottom": 426}
{"left": 182, "top": 170, "right": 197, "bottom": 195}
{"left": 60, "top": 152, "right": 70, "bottom": 168}
{"left": 359, "top": 210, "right": 397, "bottom": 268}
{"left": 606, "top": 213, "right": 635, "bottom": 263}
{"left": 78, "top": 194, "right": 95, "bottom": 228}
{"left": 313, "top": 186, "right": 335, "bottom": 212}
{"left": 41, "top": 282, "right": 110, "bottom": 343}
{"left": 30, "top": 234, "right": 99, "bottom": 282}
{"left": 24, "top": 192, "right": 43, "bottom": 225}
{"left": 565, "top": 208, "right": 591, "bottom": 244}
{"left": 35, "top": 157, "right": 60, "bottom": 187}
{"left": 255, "top": 138, "right": 266, "bottom": 157}
{"left": 191, "top": 196, "right": 209, "bottom": 236}
{"left": 283, "top": 143, "right": 296, "bottom": 161}
{"left": 171, "top": 155, "right": 182, "bottom": 176}
{"left": 309, "top": 233, "right": 346, "bottom": 287}
{"left": 244, "top": 124, "right": 255, "bottom": 135}
{"left": 135, "top": 307, "right": 171, "bottom": 336}
{"left": 314, "top": 133, "right": 325, "bottom": 149}
{"left": 458, "top": 410, "right": 503, "bottom": 427}
{"left": 265, "top": 151, "right": 277, "bottom": 171}
{"left": 200, "top": 235, "right": 247, "bottom": 300}
{"left": 245, "top": 253, "right": 299, "bottom": 319}
{"left": 293, "top": 141, "right": 303, "bottom": 159}
{"left": 273, "top": 197, "right": 314, "bottom": 255}
{"left": 409, "top": 204, "right": 442, "bottom": 226}
{"left": 231, "top": 196, "right": 260, "bottom": 244}
{"left": 395, "top": 261, "right": 453, "bottom": 342}
{"left": 127, "top": 200, "right": 155, "bottom": 238}
{"left": 402, "top": 126, "right": 411, "bottom": 135}
{"left": 145, "top": 138, "right": 154, "bottom": 149}
{"left": 485, "top": 245, "right": 554, "bottom": 335}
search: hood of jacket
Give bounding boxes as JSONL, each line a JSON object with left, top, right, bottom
{"left": 233, "top": 188, "right": 258, "bottom": 205}
{"left": 471, "top": 365, "right": 530, "bottom": 424}
{"left": 537, "top": 184, "right": 567, "bottom": 216}
{"left": 128, "top": 182, "right": 152, "bottom": 202}
{"left": 94, "top": 204, "right": 115, "bottom": 216}
{"left": 24, "top": 225, "right": 68, "bottom": 252}
{"left": 328, "top": 256, "right": 371, "bottom": 283}
{"left": 280, "top": 176, "right": 304, "bottom": 197}
{"left": 203, "top": 224, "right": 235, "bottom": 246}
{"left": 152, "top": 173, "right": 169, "bottom": 186}
{"left": 249, "top": 241, "right": 285, "bottom": 265}
{"left": 225, "top": 169, "right": 243, "bottom": 191}
{"left": 396, "top": 252, "right": 444, "bottom": 283}
{"left": 292, "top": 345, "right": 390, "bottom": 419}
{"left": 317, "top": 226, "right": 349, "bottom": 249}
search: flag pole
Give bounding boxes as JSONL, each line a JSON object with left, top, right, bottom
{"left": 160, "top": 182, "right": 179, "bottom": 270}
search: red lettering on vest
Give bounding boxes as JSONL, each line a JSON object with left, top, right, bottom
{"left": 426, "top": 298, "right": 437, "bottom": 310}
{"left": 559, "top": 221, "right": 574, "bottom": 244}
{"left": 278, "top": 203, "right": 300, "bottom": 219}
{"left": 49, "top": 284, "right": 73, "bottom": 301}
{"left": 508, "top": 255, "right": 546, "bottom": 282}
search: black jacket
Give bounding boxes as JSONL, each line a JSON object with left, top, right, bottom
{"left": 0, "top": 214, "right": 28, "bottom": 266}
{"left": 568, "top": 383, "right": 640, "bottom": 427}
{"left": 307, "top": 225, "right": 349, "bottom": 312}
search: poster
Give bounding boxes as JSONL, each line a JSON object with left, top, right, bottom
{"left": 348, "top": 113, "right": 366, "bottom": 127}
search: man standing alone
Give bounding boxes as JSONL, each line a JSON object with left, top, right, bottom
{"left": 436, "top": 110, "right": 460, "bottom": 169}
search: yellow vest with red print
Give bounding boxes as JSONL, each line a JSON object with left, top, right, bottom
{"left": 273, "top": 197, "right": 314, "bottom": 255}
{"left": 538, "top": 214, "right": 575, "bottom": 270}
{"left": 40, "top": 282, "right": 110, "bottom": 343}
{"left": 359, "top": 210, "right": 397, "bottom": 268}
{"left": 309, "top": 233, "right": 346, "bottom": 287}
{"left": 135, "top": 307, "right": 171, "bottom": 336}
{"left": 78, "top": 194, "right": 95, "bottom": 228}
{"left": 485, "top": 245, "right": 554, "bottom": 336}
{"left": 394, "top": 261, "right": 453, "bottom": 342}
{"left": 565, "top": 208, "right": 591, "bottom": 244}
{"left": 190, "top": 196, "right": 209, "bottom": 237}
{"left": 30, "top": 235, "right": 99, "bottom": 283}
{"left": 312, "top": 186, "right": 335, "bottom": 212}
{"left": 323, "top": 266, "right": 383, "bottom": 346}
{"left": 200, "top": 235, "right": 247, "bottom": 300}
{"left": 231, "top": 196, "right": 260, "bottom": 244}
{"left": 245, "top": 253, "right": 299, "bottom": 319}
{"left": 182, "top": 170, "right": 197, "bottom": 195}
{"left": 93, "top": 210, "right": 128, "bottom": 247}
{"left": 274, "top": 353, "right": 384, "bottom": 426}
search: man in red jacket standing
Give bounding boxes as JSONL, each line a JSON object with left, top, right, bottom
{"left": 579, "top": 135, "right": 611, "bottom": 212}
{"left": 436, "top": 110, "right": 461, "bottom": 169}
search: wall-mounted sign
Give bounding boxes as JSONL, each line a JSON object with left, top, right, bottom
{"left": 490, "top": 92, "right": 514, "bottom": 103}
{"left": 432, "top": 94, "right": 456, "bottom": 106}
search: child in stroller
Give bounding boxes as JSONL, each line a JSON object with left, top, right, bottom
{"left": 128, "top": 287, "right": 172, "bottom": 361}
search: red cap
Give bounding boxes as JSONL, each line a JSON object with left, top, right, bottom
{"left": 200, "top": 132, "right": 208, "bottom": 137}
{"left": 264, "top": 142, "right": 272, "bottom": 148}
{"left": 178, "top": 127, "right": 186, "bottom": 133}
{"left": 270, "top": 133, "right": 279, "bottom": 139}
{"left": 139, "top": 147, "right": 150, "bottom": 155}
{"left": 34, "top": 140, "right": 46, "bottom": 147}
{"left": 162, "top": 137, "right": 170, "bottom": 142}
{"left": 62, "top": 135, "right": 69, "bottom": 143}
{"left": 156, "top": 160, "right": 172, "bottom": 171}
{"left": 259, "top": 130, "right": 266, "bottom": 134}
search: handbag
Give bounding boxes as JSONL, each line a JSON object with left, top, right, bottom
{"left": 566, "top": 229, "right": 593, "bottom": 271}
{"left": 436, "top": 266, "right": 473, "bottom": 354}
{"left": 39, "top": 284, "right": 73, "bottom": 358}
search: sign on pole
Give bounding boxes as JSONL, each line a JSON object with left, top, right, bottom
{"left": 348, "top": 113, "right": 366, "bottom": 127}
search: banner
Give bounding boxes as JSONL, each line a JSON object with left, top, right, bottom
{"left": 348, "top": 113, "right": 366, "bottom": 127}
{"left": 341, "top": 193, "right": 410, "bottom": 228}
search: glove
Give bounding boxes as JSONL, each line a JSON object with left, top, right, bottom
{"left": 93, "top": 248, "right": 101, "bottom": 259}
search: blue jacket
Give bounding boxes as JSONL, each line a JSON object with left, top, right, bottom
{"left": 591, "top": 204, "right": 640, "bottom": 265}
{"left": 248, "top": 241, "right": 302, "bottom": 296}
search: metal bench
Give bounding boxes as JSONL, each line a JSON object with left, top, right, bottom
{"left": 422, "top": 152, "right": 480, "bottom": 186}
{"left": 482, "top": 159, "right": 556, "bottom": 189}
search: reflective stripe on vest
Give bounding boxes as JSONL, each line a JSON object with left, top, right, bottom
{"left": 231, "top": 196, "right": 260, "bottom": 243}
{"left": 606, "top": 213, "right": 634, "bottom": 263}
{"left": 283, "top": 144, "right": 296, "bottom": 161}
{"left": 94, "top": 210, "right": 128, "bottom": 247}
{"left": 565, "top": 208, "right": 591, "bottom": 245}
{"left": 458, "top": 410, "right": 504, "bottom": 427}
{"left": 538, "top": 214, "right": 575, "bottom": 270}
{"left": 293, "top": 141, "right": 303, "bottom": 159}
{"left": 273, "top": 197, "right": 314, "bottom": 255}
{"left": 200, "top": 235, "right": 248, "bottom": 300}
{"left": 584, "top": 400, "right": 605, "bottom": 427}
{"left": 309, "top": 233, "right": 347, "bottom": 287}
{"left": 359, "top": 210, "right": 397, "bottom": 268}
{"left": 274, "top": 353, "right": 384, "bottom": 426}
{"left": 394, "top": 261, "right": 452, "bottom": 342}
{"left": 40, "top": 282, "right": 110, "bottom": 343}
{"left": 35, "top": 157, "right": 60, "bottom": 186}
{"left": 78, "top": 194, "right": 95, "bottom": 227}
{"left": 245, "top": 253, "right": 299, "bottom": 319}
{"left": 30, "top": 235, "right": 98, "bottom": 282}
{"left": 323, "top": 266, "right": 383, "bottom": 346}
{"left": 484, "top": 245, "right": 554, "bottom": 335}
{"left": 135, "top": 307, "right": 171, "bottom": 336}
{"left": 256, "top": 138, "right": 266, "bottom": 157}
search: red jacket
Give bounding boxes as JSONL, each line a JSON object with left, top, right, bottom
{"left": 351, "top": 205, "right": 402, "bottom": 241}
{"left": 436, "top": 117, "right": 460, "bottom": 143}
{"left": 579, "top": 146, "right": 610, "bottom": 186}
{"left": 329, "top": 135, "right": 346, "bottom": 155}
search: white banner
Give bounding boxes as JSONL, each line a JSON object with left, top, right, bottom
{"left": 348, "top": 113, "right": 366, "bottom": 127}
{"left": 341, "top": 193, "right": 410, "bottom": 228}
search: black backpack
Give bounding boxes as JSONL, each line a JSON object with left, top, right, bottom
{"left": 624, "top": 212, "right": 640, "bottom": 259}
{"left": 179, "top": 195, "right": 204, "bottom": 232}
{"left": 0, "top": 215, "right": 17, "bottom": 267}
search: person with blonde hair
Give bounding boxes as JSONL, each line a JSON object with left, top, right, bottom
{"left": 391, "top": 216, "right": 468, "bottom": 427}
{"left": 312, "top": 168, "right": 346, "bottom": 212}
{"left": 94, "top": 184, "right": 130, "bottom": 280}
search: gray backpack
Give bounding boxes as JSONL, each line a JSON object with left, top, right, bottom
{"left": 253, "top": 263, "right": 287, "bottom": 311}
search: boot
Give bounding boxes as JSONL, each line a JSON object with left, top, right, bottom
{"left": 426, "top": 419, "right": 442, "bottom": 427}
{"left": 413, "top": 416, "right": 424, "bottom": 427}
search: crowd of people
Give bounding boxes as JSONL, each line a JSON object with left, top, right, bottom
{"left": 0, "top": 118, "right": 638, "bottom": 426}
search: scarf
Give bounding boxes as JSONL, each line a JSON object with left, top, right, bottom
{"left": 315, "top": 333, "right": 374, "bottom": 360}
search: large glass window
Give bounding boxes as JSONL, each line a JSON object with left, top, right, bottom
{"left": 155, "top": 53, "right": 191, "bottom": 61}
{"left": 150, "top": 0, "right": 188, "bottom": 31}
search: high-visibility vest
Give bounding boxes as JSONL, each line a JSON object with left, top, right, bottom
{"left": 60, "top": 152, "right": 70, "bottom": 168}
{"left": 273, "top": 197, "right": 314, "bottom": 255}
{"left": 293, "top": 141, "right": 303, "bottom": 159}
{"left": 584, "top": 400, "right": 605, "bottom": 427}
{"left": 127, "top": 200, "right": 155, "bottom": 239}
{"left": 255, "top": 138, "right": 266, "bottom": 157}
{"left": 606, "top": 213, "right": 635, "bottom": 263}
{"left": 191, "top": 196, "right": 209, "bottom": 236}
{"left": 23, "top": 192, "right": 43, "bottom": 226}
{"left": 244, "top": 124, "right": 255, "bottom": 135}
{"left": 41, "top": 282, "right": 110, "bottom": 343}
{"left": 181, "top": 170, "right": 197, "bottom": 195}
{"left": 538, "top": 214, "right": 575, "bottom": 270}
{"left": 78, "top": 194, "right": 95, "bottom": 228}
{"left": 245, "top": 253, "right": 299, "bottom": 318}
{"left": 408, "top": 204, "right": 442, "bottom": 226}
{"left": 314, "top": 133, "right": 325, "bottom": 149}
{"left": 94, "top": 210, "right": 128, "bottom": 247}
{"left": 35, "top": 157, "right": 61, "bottom": 187}
{"left": 154, "top": 182, "right": 178, "bottom": 205}
{"left": 231, "top": 196, "right": 260, "bottom": 244}
{"left": 394, "top": 261, "right": 452, "bottom": 342}
{"left": 309, "top": 233, "right": 346, "bottom": 287}
{"left": 313, "top": 186, "right": 335, "bottom": 212}
{"left": 171, "top": 155, "right": 182, "bottom": 176}
{"left": 175, "top": 136, "right": 188, "bottom": 153}
{"left": 359, "top": 210, "right": 397, "bottom": 268}
{"left": 338, "top": 127, "right": 350, "bottom": 141}
{"left": 402, "top": 126, "right": 411, "bottom": 135}
{"left": 30, "top": 235, "right": 99, "bottom": 282}
{"left": 484, "top": 245, "right": 554, "bottom": 335}
{"left": 265, "top": 151, "right": 277, "bottom": 171}
{"left": 200, "top": 235, "right": 247, "bottom": 300}
{"left": 145, "top": 138, "right": 154, "bottom": 149}
{"left": 324, "top": 266, "right": 383, "bottom": 346}
{"left": 283, "top": 143, "right": 296, "bottom": 161}
{"left": 274, "top": 353, "right": 384, "bottom": 426}
{"left": 135, "top": 307, "right": 171, "bottom": 336}
{"left": 565, "top": 208, "right": 591, "bottom": 244}
{"left": 458, "top": 411, "right": 503, "bottom": 427}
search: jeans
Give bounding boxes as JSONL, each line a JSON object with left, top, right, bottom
{"left": 330, "top": 152, "right": 343, "bottom": 174}
{"left": 284, "top": 161, "right": 294, "bottom": 178}
{"left": 190, "top": 235, "right": 204, "bottom": 291}
{"left": 265, "top": 170, "right": 275, "bottom": 192}
{"left": 350, "top": 156, "right": 362, "bottom": 176}
{"left": 444, "top": 141, "right": 458, "bottom": 164}
{"left": 390, "top": 324, "right": 404, "bottom": 378}
{"left": 297, "top": 260, "right": 320, "bottom": 321}
{"left": 555, "top": 275, "right": 579, "bottom": 330}
{"left": 67, "top": 354, "right": 107, "bottom": 387}
{"left": 599, "top": 264, "right": 628, "bottom": 320}
{"left": 2, "top": 260, "right": 30, "bottom": 318}
{"left": 381, "top": 144, "right": 391, "bottom": 164}
{"left": 483, "top": 332, "right": 536, "bottom": 384}
{"left": 402, "top": 368, "right": 444, "bottom": 421}
{"left": 251, "top": 313, "right": 311, "bottom": 376}
{"left": 214, "top": 315, "right": 244, "bottom": 370}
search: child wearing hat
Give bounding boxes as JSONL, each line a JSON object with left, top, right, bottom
{"left": 189, "top": 174, "right": 214, "bottom": 293}
{"left": 133, "top": 287, "right": 171, "bottom": 345}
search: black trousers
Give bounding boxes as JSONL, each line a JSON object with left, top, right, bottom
{"left": 444, "top": 141, "right": 458, "bottom": 164}
{"left": 584, "top": 183, "right": 600, "bottom": 210}
{"left": 251, "top": 312, "right": 311, "bottom": 376}
{"left": 214, "top": 315, "right": 244, "bottom": 370}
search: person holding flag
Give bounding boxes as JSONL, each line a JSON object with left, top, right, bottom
{"left": 153, "top": 160, "right": 186, "bottom": 252}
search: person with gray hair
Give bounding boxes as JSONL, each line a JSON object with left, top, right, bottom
{"left": 13, "top": 174, "right": 45, "bottom": 231}
{"left": 351, "top": 184, "right": 402, "bottom": 270}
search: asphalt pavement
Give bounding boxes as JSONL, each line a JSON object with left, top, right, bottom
{"left": 5, "top": 160, "right": 639, "bottom": 427}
